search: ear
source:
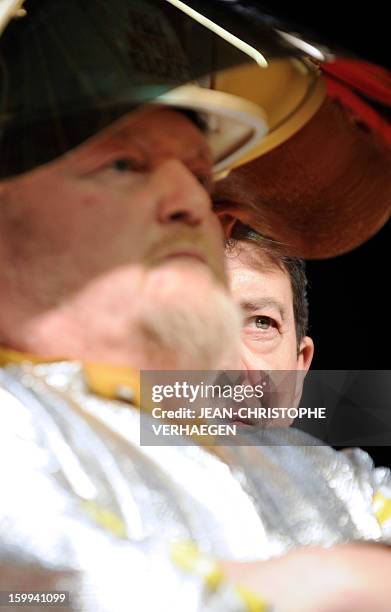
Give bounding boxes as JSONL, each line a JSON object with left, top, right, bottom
{"left": 291, "top": 336, "right": 314, "bottom": 409}
{"left": 297, "top": 336, "right": 314, "bottom": 373}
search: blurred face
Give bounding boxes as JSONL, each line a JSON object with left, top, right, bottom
{"left": 226, "top": 241, "right": 313, "bottom": 373}
{"left": 0, "top": 107, "right": 241, "bottom": 369}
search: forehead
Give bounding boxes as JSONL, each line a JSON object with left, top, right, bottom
{"left": 226, "top": 241, "right": 294, "bottom": 310}
{"left": 72, "top": 107, "right": 211, "bottom": 161}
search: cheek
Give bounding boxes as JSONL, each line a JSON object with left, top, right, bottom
{"left": 240, "top": 343, "right": 270, "bottom": 372}
{"left": 240, "top": 336, "right": 299, "bottom": 372}
{"left": 71, "top": 265, "right": 146, "bottom": 318}
{"left": 78, "top": 192, "right": 104, "bottom": 208}
{"left": 10, "top": 178, "right": 98, "bottom": 243}
{"left": 51, "top": 183, "right": 145, "bottom": 257}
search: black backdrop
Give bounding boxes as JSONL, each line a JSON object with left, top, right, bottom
{"left": 262, "top": 0, "right": 391, "bottom": 466}
{"left": 249, "top": 0, "right": 390, "bottom": 70}
{"left": 306, "top": 220, "right": 390, "bottom": 466}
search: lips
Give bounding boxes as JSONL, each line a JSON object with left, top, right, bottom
{"left": 153, "top": 246, "right": 210, "bottom": 268}
{"left": 162, "top": 251, "right": 208, "bottom": 264}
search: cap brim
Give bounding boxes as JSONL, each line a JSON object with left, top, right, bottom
{"left": 157, "top": 84, "right": 268, "bottom": 176}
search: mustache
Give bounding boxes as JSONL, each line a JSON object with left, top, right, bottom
{"left": 144, "top": 229, "right": 224, "bottom": 278}
{"left": 147, "top": 228, "right": 215, "bottom": 253}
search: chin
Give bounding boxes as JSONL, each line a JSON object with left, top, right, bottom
{"left": 135, "top": 271, "right": 241, "bottom": 371}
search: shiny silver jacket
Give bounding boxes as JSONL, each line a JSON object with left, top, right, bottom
{"left": 0, "top": 359, "right": 390, "bottom": 612}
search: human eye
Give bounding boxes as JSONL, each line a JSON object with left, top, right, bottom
{"left": 88, "top": 155, "right": 146, "bottom": 182}
{"left": 108, "top": 157, "right": 143, "bottom": 173}
{"left": 243, "top": 315, "right": 279, "bottom": 339}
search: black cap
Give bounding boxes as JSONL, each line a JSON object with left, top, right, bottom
{"left": 0, "top": 0, "right": 255, "bottom": 177}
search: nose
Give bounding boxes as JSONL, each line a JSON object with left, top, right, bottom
{"left": 152, "top": 159, "right": 212, "bottom": 227}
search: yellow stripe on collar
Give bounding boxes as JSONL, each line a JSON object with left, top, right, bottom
{"left": 83, "top": 362, "right": 140, "bottom": 405}
{"left": 0, "top": 349, "right": 222, "bottom": 446}
{"left": 0, "top": 346, "right": 140, "bottom": 406}
{"left": 0, "top": 346, "right": 62, "bottom": 366}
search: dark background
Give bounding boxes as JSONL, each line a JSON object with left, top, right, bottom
{"left": 259, "top": 0, "right": 391, "bottom": 466}
{"left": 247, "top": 0, "right": 390, "bottom": 69}
{"left": 306, "top": 220, "right": 390, "bottom": 466}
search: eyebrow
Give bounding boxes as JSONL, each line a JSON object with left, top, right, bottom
{"left": 239, "top": 297, "right": 287, "bottom": 321}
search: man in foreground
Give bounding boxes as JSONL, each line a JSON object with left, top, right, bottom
{"left": 0, "top": 103, "right": 249, "bottom": 611}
